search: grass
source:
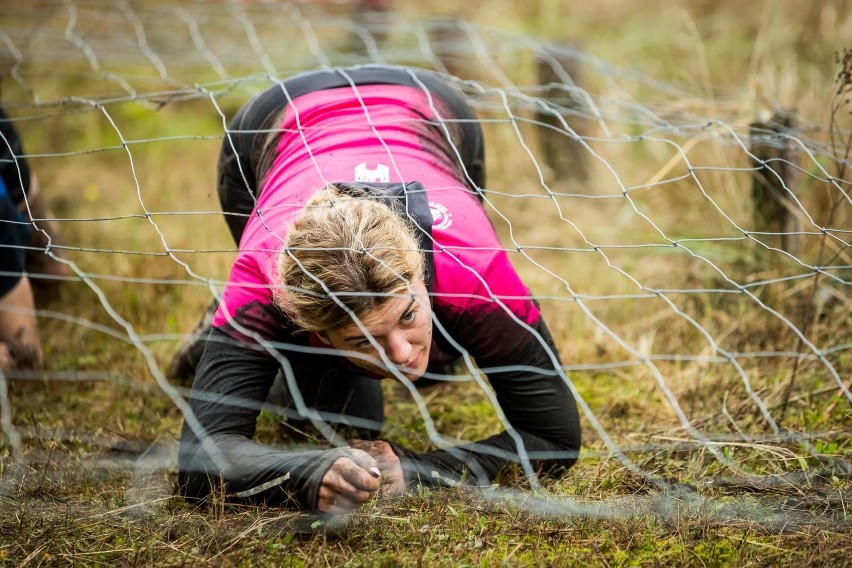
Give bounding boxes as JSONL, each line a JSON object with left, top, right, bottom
{"left": 1, "top": 0, "right": 851, "bottom": 565}
{"left": 3, "top": 428, "right": 850, "bottom": 566}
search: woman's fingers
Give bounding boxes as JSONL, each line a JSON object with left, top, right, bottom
{"left": 347, "top": 439, "right": 372, "bottom": 452}
{"left": 348, "top": 440, "right": 406, "bottom": 497}
{"left": 348, "top": 439, "right": 392, "bottom": 455}
{"left": 317, "top": 484, "right": 362, "bottom": 513}
{"left": 335, "top": 453, "right": 381, "bottom": 492}
{"left": 317, "top": 456, "right": 381, "bottom": 514}
{"left": 347, "top": 448, "right": 382, "bottom": 478}
{"left": 316, "top": 446, "right": 407, "bottom": 514}
{"left": 348, "top": 440, "right": 391, "bottom": 463}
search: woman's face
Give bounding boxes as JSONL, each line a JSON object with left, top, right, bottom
{"left": 321, "top": 280, "right": 432, "bottom": 381}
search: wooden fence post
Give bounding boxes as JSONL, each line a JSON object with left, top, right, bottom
{"left": 350, "top": 0, "right": 392, "bottom": 55}
{"left": 534, "top": 43, "right": 589, "bottom": 184}
{"left": 749, "top": 111, "right": 802, "bottom": 256}
{"left": 427, "top": 17, "right": 477, "bottom": 81}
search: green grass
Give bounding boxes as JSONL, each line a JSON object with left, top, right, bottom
{"left": 2, "top": 458, "right": 850, "bottom": 566}
{"left": 1, "top": 0, "right": 851, "bottom": 565}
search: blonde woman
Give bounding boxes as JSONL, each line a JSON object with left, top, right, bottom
{"left": 176, "top": 65, "right": 581, "bottom": 514}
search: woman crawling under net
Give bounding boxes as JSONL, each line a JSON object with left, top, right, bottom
{"left": 173, "top": 65, "right": 581, "bottom": 514}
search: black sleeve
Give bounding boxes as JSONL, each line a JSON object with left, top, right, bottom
{"left": 177, "top": 329, "right": 346, "bottom": 510}
{"left": 390, "top": 313, "right": 581, "bottom": 489}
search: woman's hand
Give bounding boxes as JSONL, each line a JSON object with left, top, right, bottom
{"left": 317, "top": 448, "right": 381, "bottom": 514}
{"left": 348, "top": 440, "right": 405, "bottom": 497}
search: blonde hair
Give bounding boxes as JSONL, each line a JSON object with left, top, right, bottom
{"left": 274, "top": 184, "right": 425, "bottom": 332}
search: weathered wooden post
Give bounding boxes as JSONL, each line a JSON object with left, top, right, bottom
{"left": 350, "top": 0, "right": 392, "bottom": 56}
{"left": 749, "top": 111, "right": 802, "bottom": 256}
{"left": 427, "top": 17, "right": 477, "bottom": 81}
{"left": 534, "top": 43, "right": 589, "bottom": 184}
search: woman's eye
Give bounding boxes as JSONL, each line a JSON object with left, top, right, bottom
{"left": 400, "top": 310, "right": 416, "bottom": 323}
{"left": 356, "top": 340, "right": 372, "bottom": 349}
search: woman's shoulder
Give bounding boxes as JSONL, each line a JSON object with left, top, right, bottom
{"left": 427, "top": 192, "right": 540, "bottom": 325}
{"left": 211, "top": 244, "right": 282, "bottom": 333}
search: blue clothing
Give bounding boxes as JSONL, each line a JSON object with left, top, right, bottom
{"left": 0, "top": 172, "right": 30, "bottom": 296}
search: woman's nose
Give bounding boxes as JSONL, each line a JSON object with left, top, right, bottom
{"left": 385, "top": 332, "right": 412, "bottom": 364}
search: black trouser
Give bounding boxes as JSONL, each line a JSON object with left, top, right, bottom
{"left": 267, "top": 361, "right": 385, "bottom": 441}
{"left": 216, "top": 66, "right": 484, "bottom": 438}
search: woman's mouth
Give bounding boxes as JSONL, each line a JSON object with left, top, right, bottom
{"left": 403, "top": 354, "right": 421, "bottom": 372}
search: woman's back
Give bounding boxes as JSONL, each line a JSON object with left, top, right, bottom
{"left": 216, "top": 83, "right": 511, "bottom": 338}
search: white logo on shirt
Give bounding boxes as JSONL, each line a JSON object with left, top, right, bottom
{"left": 429, "top": 201, "right": 453, "bottom": 230}
{"left": 354, "top": 162, "right": 389, "bottom": 183}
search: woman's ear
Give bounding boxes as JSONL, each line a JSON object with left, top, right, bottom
{"left": 316, "top": 332, "right": 332, "bottom": 346}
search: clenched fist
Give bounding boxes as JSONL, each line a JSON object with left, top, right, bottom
{"left": 348, "top": 439, "right": 405, "bottom": 497}
{"left": 317, "top": 448, "right": 381, "bottom": 514}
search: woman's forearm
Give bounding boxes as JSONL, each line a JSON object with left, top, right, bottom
{"left": 178, "top": 432, "right": 345, "bottom": 509}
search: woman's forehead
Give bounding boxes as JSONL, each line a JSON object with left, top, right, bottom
{"left": 338, "top": 281, "right": 429, "bottom": 336}
{"left": 345, "top": 294, "right": 415, "bottom": 335}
